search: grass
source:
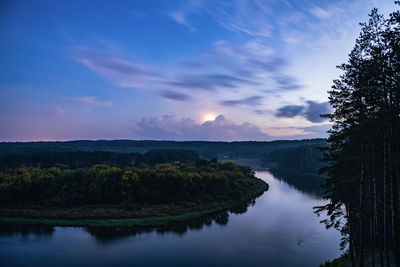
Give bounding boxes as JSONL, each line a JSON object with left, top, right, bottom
{"left": 0, "top": 208, "right": 226, "bottom": 228}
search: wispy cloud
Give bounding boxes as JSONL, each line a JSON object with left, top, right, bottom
{"left": 169, "top": 11, "right": 196, "bottom": 31}
{"left": 159, "top": 90, "right": 191, "bottom": 101}
{"left": 75, "top": 49, "right": 162, "bottom": 89}
{"left": 166, "top": 73, "right": 259, "bottom": 91}
{"left": 220, "top": 95, "right": 263, "bottom": 106}
{"left": 74, "top": 39, "right": 301, "bottom": 109}
{"left": 167, "top": 0, "right": 204, "bottom": 30}
{"left": 47, "top": 106, "right": 66, "bottom": 116}
{"left": 167, "top": 0, "right": 367, "bottom": 51}
{"left": 254, "top": 109, "right": 267, "bottom": 115}
{"left": 207, "top": 0, "right": 274, "bottom": 37}
{"left": 310, "top": 7, "right": 334, "bottom": 19}
{"left": 72, "top": 96, "right": 112, "bottom": 107}
{"left": 168, "top": 0, "right": 343, "bottom": 40}
{"left": 272, "top": 75, "right": 302, "bottom": 91}
{"left": 247, "top": 57, "right": 286, "bottom": 73}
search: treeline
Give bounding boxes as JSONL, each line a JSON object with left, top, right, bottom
{"left": 0, "top": 139, "right": 326, "bottom": 160}
{"left": 261, "top": 143, "right": 326, "bottom": 176}
{"left": 316, "top": 7, "right": 400, "bottom": 267}
{"left": 0, "top": 160, "right": 265, "bottom": 206}
{"left": 0, "top": 149, "right": 200, "bottom": 170}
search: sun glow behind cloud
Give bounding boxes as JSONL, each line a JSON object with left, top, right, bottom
{"left": 203, "top": 113, "right": 217, "bottom": 122}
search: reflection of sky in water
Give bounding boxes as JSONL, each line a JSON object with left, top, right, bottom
{"left": 0, "top": 171, "right": 341, "bottom": 267}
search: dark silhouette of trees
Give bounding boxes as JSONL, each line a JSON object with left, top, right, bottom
{"left": 137, "top": 149, "right": 199, "bottom": 166}
{"left": 0, "top": 151, "right": 141, "bottom": 170}
{"left": 262, "top": 143, "right": 326, "bottom": 175}
{"left": 0, "top": 149, "right": 200, "bottom": 170}
{"left": 0, "top": 159, "right": 264, "bottom": 206}
{"left": 0, "top": 139, "right": 327, "bottom": 163}
{"left": 316, "top": 5, "right": 400, "bottom": 267}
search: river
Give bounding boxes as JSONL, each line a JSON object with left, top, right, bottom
{"left": 0, "top": 170, "right": 342, "bottom": 267}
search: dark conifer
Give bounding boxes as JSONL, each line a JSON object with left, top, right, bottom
{"left": 316, "top": 4, "right": 400, "bottom": 266}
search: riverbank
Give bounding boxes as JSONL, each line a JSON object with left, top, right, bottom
{"left": 320, "top": 251, "right": 395, "bottom": 267}
{"left": 319, "top": 253, "right": 351, "bottom": 267}
{"left": 0, "top": 177, "right": 268, "bottom": 228}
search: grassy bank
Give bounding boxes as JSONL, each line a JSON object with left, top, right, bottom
{"left": 0, "top": 177, "right": 267, "bottom": 228}
{"left": 0, "top": 208, "right": 226, "bottom": 228}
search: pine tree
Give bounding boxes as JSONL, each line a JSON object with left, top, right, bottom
{"left": 315, "top": 4, "right": 400, "bottom": 266}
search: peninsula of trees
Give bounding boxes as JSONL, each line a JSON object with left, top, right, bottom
{"left": 0, "top": 149, "right": 268, "bottom": 227}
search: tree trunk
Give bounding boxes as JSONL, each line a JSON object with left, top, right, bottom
{"left": 373, "top": 148, "right": 385, "bottom": 267}
{"left": 370, "top": 170, "right": 376, "bottom": 267}
{"left": 383, "top": 141, "right": 391, "bottom": 267}
{"left": 388, "top": 116, "right": 400, "bottom": 267}
{"left": 359, "top": 141, "right": 365, "bottom": 267}
{"left": 347, "top": 202, "right": 356, "bottom": 267}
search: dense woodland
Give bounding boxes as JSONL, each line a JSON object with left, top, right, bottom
{"left": 0, "top": 139, "right": 325, "bottom": 160}
{"left": 261, "top": 142, "right": 326, "bottom": 175}
{"left": 0, "top": 152, "right": 265, "bottom": 206}
{"left": 0, "top": 149, "right": 199, "bottom": 170}
{"left": 315, "top": 6, "right": 400, "bottom": 267}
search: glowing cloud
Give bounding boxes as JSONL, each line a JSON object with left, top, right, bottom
{"left": 203, "top": 113, "right": 217, "bottom": 122}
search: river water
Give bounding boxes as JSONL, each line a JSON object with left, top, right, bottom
{"left": 0, "top": 171, "right": 342, "bottom": 267}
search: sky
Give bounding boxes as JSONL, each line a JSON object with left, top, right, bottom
{"left": 0, "top": 0, "right": 398, "bottom": 142}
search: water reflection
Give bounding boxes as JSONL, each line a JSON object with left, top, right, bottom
{"left": 0, "top": 200, "right": 256, "bottom": 245}
{"left": 268, "top": 168, "right": 326, "bottom": 197}
{"left": 83, "top": 200, "right": 255, "bottom": 243}
{"left": 0, "top": 224, "right": 54, "bottom": 238}
{"left": 228, "top": 158, "right": 326, "bottom": 197}
{"left": 0, "top": 171, "right": 341, "bottom": 267}
{"left": 83, "top": 211, "right": 229, "bottom": 243}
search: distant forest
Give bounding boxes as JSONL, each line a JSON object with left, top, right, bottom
{"left": 262, "top": 144, "right": 326, "bottom": 176}
{"left": 261, "top": 144, "right": 327, "bottom": 196}
{"left": 0, "top": 139, "right": 327, "bottom": 177}
{"left": 0, "top": 149, "right": 199, "bottom": 170}
{"left": 0, "top": 138, "right": 325, "bottom": 160}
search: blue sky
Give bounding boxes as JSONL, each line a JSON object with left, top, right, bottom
{"left": 0, "top": 0, "right": 398, "bottom": 141}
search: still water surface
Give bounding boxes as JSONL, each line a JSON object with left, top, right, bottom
{"left": 0, "top": 171, "right": 341, "bottom": 267}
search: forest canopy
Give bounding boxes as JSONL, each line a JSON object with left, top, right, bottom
{"left": 0, "top": 149, "right": 200, "bottom": 170}
{"left": 0, "top": 157, "right": 265, "bottom": 207}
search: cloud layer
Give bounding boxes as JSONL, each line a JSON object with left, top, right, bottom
{"left": 220, "top": 96, "right": 264, "bottom": 106}
{"left": 131, "top": 115, "right": 272, "bottom": 141}
{"left": 75, "top": 38, "right": 302, "bottom": 109}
